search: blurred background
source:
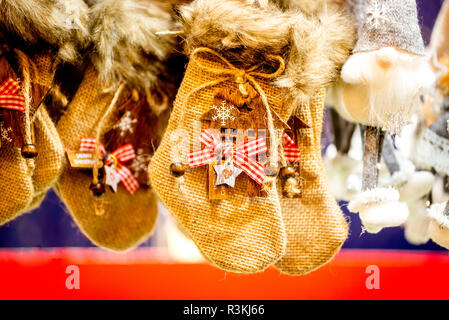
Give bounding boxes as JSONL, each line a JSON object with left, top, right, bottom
{"left": 0, "top": 0, "right": 445, "bottom": 254}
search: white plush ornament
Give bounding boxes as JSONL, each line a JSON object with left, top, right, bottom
{"left": 404, "top": 197, "right": 431, "bottom": 245}
{"left": 428, "top": 202, "right": 449, "bottom": 250}
{"left": 348, "top": 187, "right": 409, "bottom": 234}
{"left": 391, "top": 163, "right": 434, "bottom": 245}
{"left": 398, "top": 170, "right": 435, "bottom": 202}
{"left": 381, "top": 159, "right": 435, "bottom": 202}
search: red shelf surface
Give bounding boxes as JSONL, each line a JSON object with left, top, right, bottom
{"left": 0, "top": 248, "right": 448, "bottom": 300}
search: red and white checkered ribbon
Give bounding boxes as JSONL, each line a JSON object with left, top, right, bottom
{"left": 282, "top": 132, "right": 301, "bottom": 163}
{"left": 188, "top": 129, "right": 267, "bottom": 185}
{"left": 0, "top": 78, "right": 25, "bottom": 112}
{"left": 79, "top": 137, "right": 139, "bottom": 194}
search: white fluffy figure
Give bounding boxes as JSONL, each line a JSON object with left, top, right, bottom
{"left": 348, "top": 187, "right": 409, "bottom": 234}
{"left": 405, "top": 198, "right": 431, "bottom": 245}
{"left": 395, "top": 164, "right": 434, "bottom": 245}
{"left": 385, "top": 160, "right": 435, "bottom": 203}
{"left": 335, "top": 47, "right": 435, "bottom": 134}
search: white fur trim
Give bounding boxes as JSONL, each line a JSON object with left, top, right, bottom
{"left": 428, "top": 202, "right": 449, "bottom": 229}
{"left": 359, "top": 201, "right": 409, "bottom": 233}
{"left": 348, "top": 187, "right": 399, "bottom": 213}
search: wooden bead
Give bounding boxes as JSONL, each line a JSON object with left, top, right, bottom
{"left": 90, "top": 182, "right": 106, "bottom": 197}
{"left": 279, "top": 166, "right": 296, "bottom": 179}
{"left": 264, "top": 165, "right": 279, "bottom": 177}
{"left": 21, "top": 144, "right": 38, "bottom": 158}
{"left": 170, "top": 162, "right": 185, "bottom": 177}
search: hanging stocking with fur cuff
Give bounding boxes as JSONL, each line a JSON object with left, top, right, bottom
{"left": 275, "top": 90, "right": 351, "bottom": 276}
{"left": 0, "top": 0, "right": 89, "bottom": 222}
{"left": 256, "top": 0, "right": 355, "bottom": 276}
{"left": 54, "top": 0, "right": 177, "bottom": 251}
{"left": 0, "top": 52, "right": 64, "bottom": 223}
{"left": 149, "top": 0, "right": 301, "bottom": 273}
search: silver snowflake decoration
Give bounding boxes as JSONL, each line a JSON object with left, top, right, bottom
{"left": 211, "top": 101, "right": 236, "bottom": 126}
{"left": 365, "top": 1, "right": 390, "bottom": 29}
{"left": 130, "top": 148, "right": 151, "bottom": 178}
{"left": 113, "top": 111, "right": 137, "bottom": 137}
{"left": 0, "top": 124, "right": 13, "bottom": 143}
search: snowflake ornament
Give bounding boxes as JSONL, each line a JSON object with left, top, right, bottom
{"left": 365, "top": 1, "right": 390, "bottom": 29}
{"left": 113, "top": 111, "right": 137, "bottom": 137}
{"left": 211, "top": 101, "right": 236, "bottom": 126}
{"left": 130, "top": 148, "right": 151, "bottom": 178}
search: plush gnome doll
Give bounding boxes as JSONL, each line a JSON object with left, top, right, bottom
{"left": 325, "top": 0, "right": 435, "bottom": 234}
{"left": 0, "top": 0, "right": 89, "bottom": 224}
{"left": 53, "top": 0, "right": 180, "bottom": 251}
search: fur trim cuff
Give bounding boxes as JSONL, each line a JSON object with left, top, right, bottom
{"left": 179, "top": 0, "right": 355, "bottom": 105}
{"left": 0, "top": 0, "right": 89, "bottom": 63}
{"left": 89, "top": 0, "right": 177, "bottom": 91}
{"left": 348, "top": 187, "right": 399, "bottom": 213}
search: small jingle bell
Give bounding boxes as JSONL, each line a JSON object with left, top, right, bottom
{"left": 90, "top": 182, "right": 106, "bottom": 197}
{"left": 21, "top": 144, "right": 38, "bottom": 158}
{"left": 170, "top": 162, "right": 186, "bottom": 177}
{"left": 280, "top": 166, "right": 296, "bottom": 179}
{"left": 264, "top": 164, "right": 279, "bottom": 177}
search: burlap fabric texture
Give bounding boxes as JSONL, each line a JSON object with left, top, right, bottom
{"left": 28, "top": 54, "right": 64, "bottom": 209}
{"left": 54, "top": 65, "right": 158, "bottom": 251}
{"left": 149, "top": 49, "right": 290, "bottom": 273}
{"left": 0, "top": 52, "right": 64, "bottom": 224}
{"left": 275, "top": 88, "right": 348, "bottom": 275}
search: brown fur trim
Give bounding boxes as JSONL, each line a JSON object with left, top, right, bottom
{"left": 276, "top": 2, "right": 356, "bottom": 105}
{"left": 0, "top": 0, "right": 90, "bottom": 63}
{"left": 180, "top": 0, "right": 292, "bottom": 69}
{"left": 272, "top": 0, "right": 346, "bottom": 13}
{"left": 89, "top": 0, "right": 178, "bottom": 92}
{"left": 180, "top": 0, "right": 355, "bottom": 104}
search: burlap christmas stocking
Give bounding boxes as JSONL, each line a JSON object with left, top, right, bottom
{"left": 275, "top": 90, "right": 349, "bottom": 275}
{"left": 0, "top": 51, "right": 64, "bottom": 224}
{"left": 0, "top": 52, "right": 34, "bottom": 223}
{"left": 54, "top": 67, "right": 159, "bottom": 251}
{"left": 54, "top": 0, "right": 177, "bottom": 251}
{"left": 249, "top": 0, "right": 354, "bottom": 275}
{"left": 150, "top": 0, "right": 301, "bottom": 273}
{"left": 0, "top": 0, "right": 89, "bottom": 222}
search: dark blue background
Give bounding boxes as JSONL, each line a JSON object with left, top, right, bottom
{"left": 0, "top": 0, "right": 445, "bottom": 250}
